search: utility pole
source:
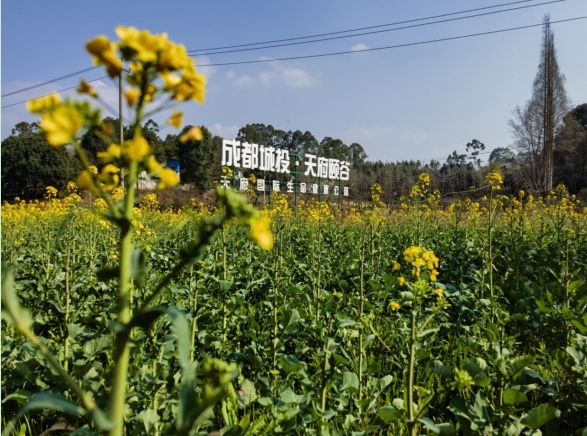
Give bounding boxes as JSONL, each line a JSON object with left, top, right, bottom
{"left": 119, "top": 62, "right": 125, "bottom": 189}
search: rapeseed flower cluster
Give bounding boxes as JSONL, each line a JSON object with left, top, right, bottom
{"left": 403, "top": 246, "right": 440, "bottom": 280}
{"left": 485, "top": 170, "right": 503, "bottom": 191}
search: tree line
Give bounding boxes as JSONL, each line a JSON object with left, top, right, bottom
{"left": 3, "top": 106, "right": 585, "bottom": 203}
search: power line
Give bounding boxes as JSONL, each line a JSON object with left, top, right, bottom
{"left": 1, "top": 65, "right": 102, "bottom": 98}
{"left": 188, "top": 0, "right": 537, "bottom": 53}
{"left": 4, "top": 16, "right": 584, "bottom": 110}
{"left": 0, "top": 0, "right": 549, "bottom": 99}
{"left": 1, "top": 76, "right": 110, "bottom": 109}
{"left": 194, "top": 16, "right": 587, "bottom": 67}
{"left": 190, "top": 0, "right": 565, "bottom": 57}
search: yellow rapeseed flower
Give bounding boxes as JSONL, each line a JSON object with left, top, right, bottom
{"left": 158, "top": 42, "right": 190, "bottom": 71}
{"left": 77, "top": 80, "right": 98, "bottom": 98}
{"left": 390, "top": 301, "right": 401, "bottom": 311}
{"left": 97, "top": 144, "right": 122, "bottom": 163}
{"left": 434, "top": 288, "right": 443, "bottom": 297}
{"left": 398, "top": 276, "right": 405, "bottom": 287}
{"left": 40, "top": 106, "right": 83, "bottom": 146}
{"left": 157, "top": 168, "right": 179, "bottom": 190}
{"left": 125, "top": 89, "right": 141, "bottom": 107}
{"left": 249, "top": 216, "right": 274, "bottom": 250}
{"left": 86, "top": 35, "right": 122, "bottom": 77}
{"left": 173, "top": 69, "right": 206, "bottom": 103}
{"left": 430, "top": 270, "right": 439, "bottom": 281}
{"left": 403, "top": 246, "right": 423, "bottom": 263}
{"left": 125, "top": 136, "right": 150, "bottom": 161}
{"left": 27, "top": 93, "right": 61, "bottom": 114}
{"left": 167, "top": 110, "right": 183, "bottom": 128}
{"left": 392, "top": 260, "right": 401, "bottom": 271}
{"left": 485, "top": 170, "right": 503, "bottom": 191}
{"left": 162, "top": 72, "right": 182, "bottom": 88}
{"left": 88, "top": 165, "right": 99, "bottom": 176}
{"left": 179, "top": 126, "right": 203, "bottom": 143}
{"left": 76, "top": 170, "right": 99, "bottom": 193}
{"left": 148, "top": 155, "right": 163, "bottom": 174}
{"left": 99, "top": 164, "right": 120, "bottom": 191}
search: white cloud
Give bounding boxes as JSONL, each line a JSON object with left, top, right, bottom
{"left": 277, "top": 64, "right": 316, "bottom": 88}
{"left": 233, "top": 74, "right": 256, "bottom": 87}
{"left": 229, "top": 59, "right": 319, "bottom": 88}
{"left": 193, "top": 55, "right": 217, "bottom": 78}
{"left": 351, "top": 43, "right": 369, "bottom": 52}
{"left": 209, "top": 123, "right": 239, "bottom": 139}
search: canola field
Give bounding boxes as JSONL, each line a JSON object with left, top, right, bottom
{"left": 2, "top": 176, "right": 586, "bottom": 435}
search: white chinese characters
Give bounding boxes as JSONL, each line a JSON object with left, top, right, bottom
{"left": 222, "top": 140, "right": 349, "bottom": 180}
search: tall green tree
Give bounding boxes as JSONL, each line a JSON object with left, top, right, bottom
{"left": 2, "top": 122, "right": 80, "bottom": 198}
{"left": 175, "top": 125, "right": 220, "bottom": 191}
{"left": 554, "top": 104, "right": 587, "bottom": 192}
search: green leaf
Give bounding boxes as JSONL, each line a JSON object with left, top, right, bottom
{"left": 279, "top": 355, "right": 307, "bottom": 374}
{"left": 279, "top": 387, "right": 306, "bottom": 404}
{"left": 418, "top": 417, "right": 440, "bottom": 434}
{"left": 418, "top": 328, "right": 439, "bottom": 339}
{"left": 503, "top": 389, "right": 528, "bottom": 405}
{"left": 377, "top": 406, "right": 401, "bottom": 423}
{"left": 437, "top": 422, "right": 456, "bottom": 435}
{"left": 1, "top": 265, "right": 32, "bottom": 329}
{"left": 82, "top": 336, "right": 112, "bottom": 357}
{"left": 336, "top": 313, "right": 356, "bottom": 328}
{"left": 237, "top": 379, "right": 257, "bottom": 407}
{"left": 341, "top": 371, "right": 359, "bottom": 393}
{"left": 566, "top": 346, "right": 585, "bottom": 365}
{"left": 331, "top": 353, "right": 351, "bottom": 366}
{"left": 510, "top": 356, "right": 534, "bottom": 376}
{"left": 257, "top": 397, "right": 274, "bottom": 407}
{"left": 366, "top": 361, "right": 381, "bottom": 374}
{"left": 521, "top": 404, "right": 560, "bottom": 430}
{"left": 219, "top": 280, "right": 233, "bottom": 292}
{"left": 374, "top": 375, "right": 393, "bottom": 393}
{"left": 571, "top": 319, "right": 587, "bottom": 334}
{"left": 535, "top": 300, "right": 550, "bottom": 313}
{"left": 3, "top": 392, "right": 84, "bottom": 436}
{"left": 569, "top": 279, "right": 584, "bottom": 292}
{"left": 1, "top": 389, "right": 31, "bottom": 405}
{"left": 136, "top": 408, "right": 160, "bottom": 434}
{"left": 282, "top": 309, "right": 301, "bottom": 335}
{"left": 506, "top": 419, "right": 524, "bottom": 436}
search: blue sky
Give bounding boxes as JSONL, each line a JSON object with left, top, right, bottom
{"left": 2, "top": 0, "right": 586, "bottom": 163}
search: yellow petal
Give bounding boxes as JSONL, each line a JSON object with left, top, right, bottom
{"left": 179, "top": 126, "right": 203, "bottom": 143}
{"left": 125, "top": 89, "right": 141, "bottom": 107}
{"left": 125, "top": 136, "right": 150, "bottom": 161}
{"left": 86, "top": 35, "right": 111, "bottom": 56}
{"left": 26, "top": 93, "right": 61, "bottom": 114}
{"left": 148, "top": 155, "right": 163, "bottom": 174}
{"left": 76, "top": 170, "right": 99, "bottom": 193}
{"left": 249, "top": 216, "right": 274, "bottom": 250}
{"left": 167, "top": 110, "right": 184, "bottom": 128}
{"left": 40, "top": 106, "right": 83, "bottom": 146}
{"left": 157, "top": 168, "right": 179, "bottom": 189}
{"left": 77, "top": 80, "right": 98, "bottom": 97}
